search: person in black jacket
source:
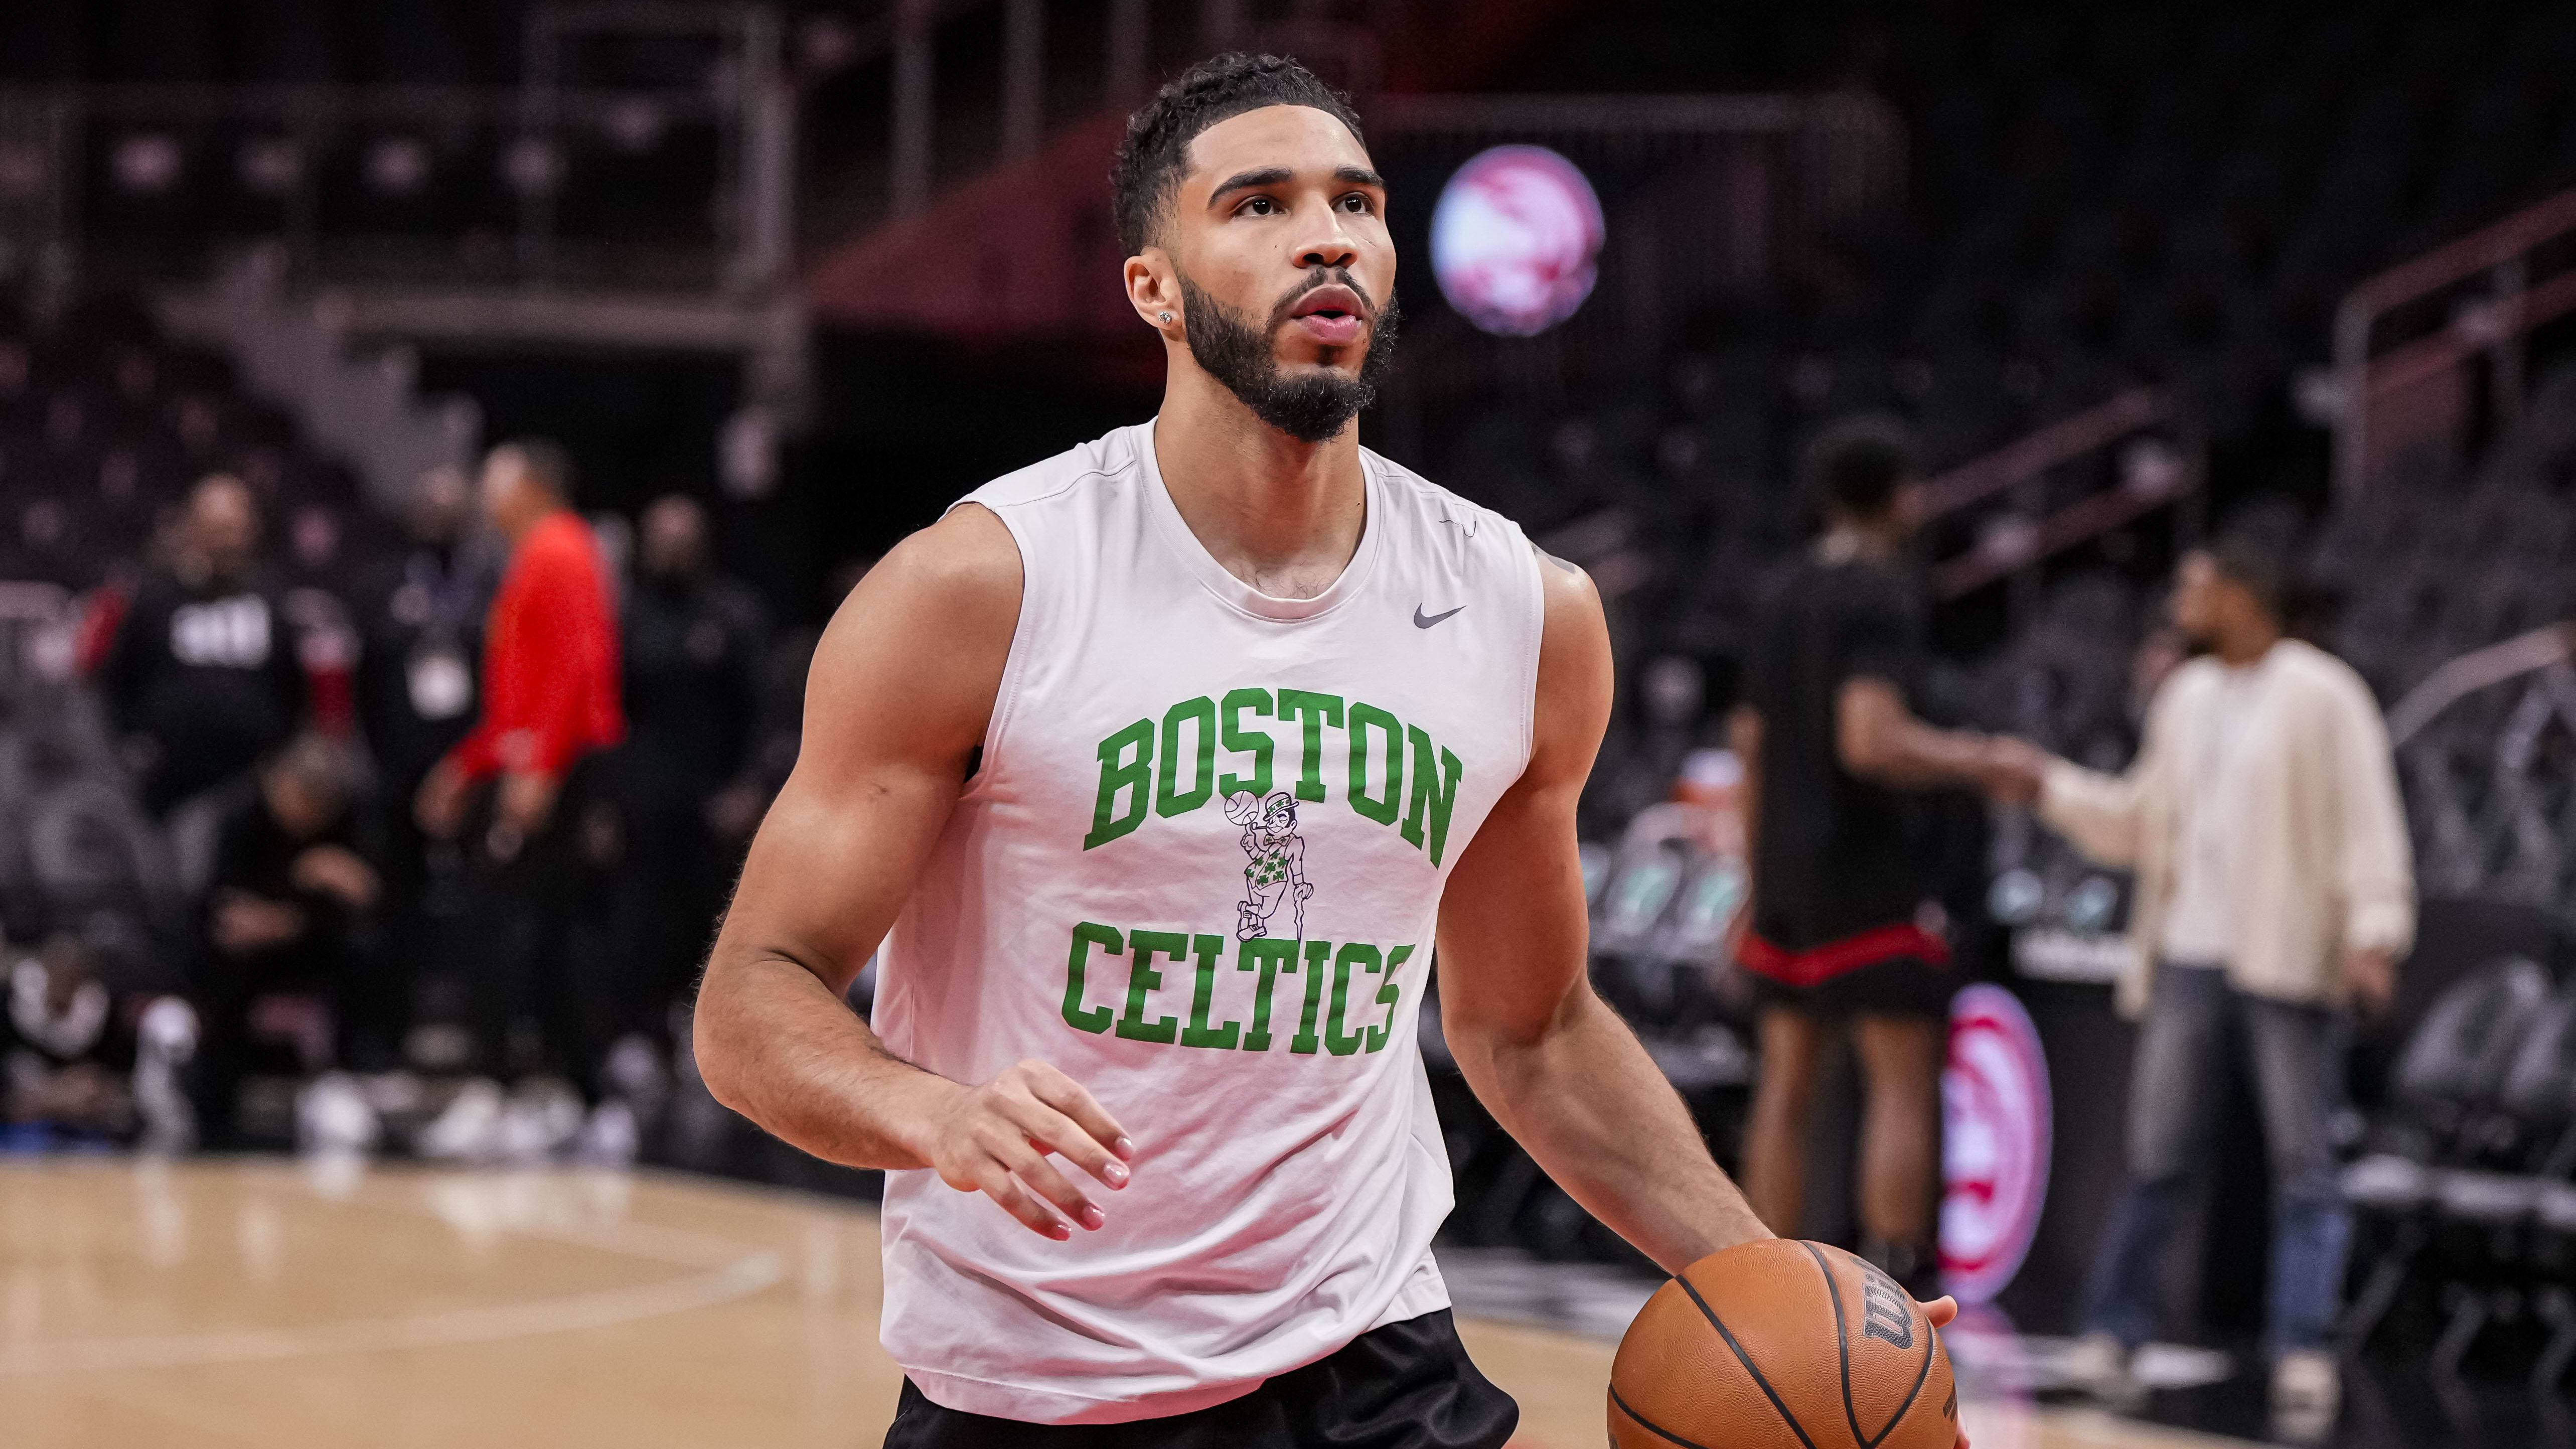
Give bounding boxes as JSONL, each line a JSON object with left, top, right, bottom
{"left": 191, "top": 734, "right": 386, "bottom": 1146}
{"left": 616, "top": 495, "right": 768, "bottom": 1039}
{"left": 353, "top": 466, "right": 493, "bottom": 910}
{"left": 99, "top": 474, "right": 306, "bottom": 815}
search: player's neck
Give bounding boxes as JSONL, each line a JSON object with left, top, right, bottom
{"left": 504, "top": 503, "right": 566, "bottom": 548}
{"left": 2213, "top": 620, "right": 2280, "bottom": 667}
{"left": 1817, "top": 520, "right": 1902, "bottom": 564}
{"left": 1151, "top": 383, "right": 1368, "bottom": 601}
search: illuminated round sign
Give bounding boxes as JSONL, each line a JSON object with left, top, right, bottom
{"left": 1940, "top": 983, "right": 2052, "bottom": 1304}
{"left": 1429, "top": 145, "right": 1605, "bottom": 337}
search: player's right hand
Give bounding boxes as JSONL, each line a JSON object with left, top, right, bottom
{"left": 924, "top": 1059, "right": 1134, "bottom": 1240}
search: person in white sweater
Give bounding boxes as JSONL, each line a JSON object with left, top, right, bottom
{"left": 2004, "top": 539, "right": 2414, "bottom": 1426}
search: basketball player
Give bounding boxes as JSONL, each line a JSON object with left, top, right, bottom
{"left": 1730, "top": 418, "right": 2033, "bottom": 1296}
{"left": 693, "top": 55, "right": 1958, "bottom": 1444}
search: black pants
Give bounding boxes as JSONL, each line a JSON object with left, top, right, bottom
{"left": 883, "top": 1311, "right": 1517, "bottom": 1449}
{"left": 192, "top": 933, "right": 392, "bottom": 1145}
{"left": 456, "top": 754, "right": 622, "bottom": 1095}
{"left": 609, "top": 762, "right": 740, "bottom": 1043}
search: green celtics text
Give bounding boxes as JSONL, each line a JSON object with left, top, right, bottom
{"left": 1081, "top": 687, "right": 1465, "bottom": 863}
{"left": 1060, "top": 922, "right": 1414, "bottom": 1056}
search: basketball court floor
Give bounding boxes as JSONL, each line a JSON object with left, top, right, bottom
{"left": 0, "top": 1158, "right": 2256, "bottom": 1448}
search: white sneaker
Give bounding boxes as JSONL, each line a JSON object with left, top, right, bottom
{"left": 417, "top": 1078, "right": 505, "bottom": 1160}
{"left": 573, "top": 1099, "right": 640, "bottom": 1166}
{"left": 2271, "top": 1349, "right": 2339, "bottom": 1437}
{"left": 2059, "top": 1332, "right": 2130, "bottom": 1399}
{"left": 498, "top": 1078, "right": 585, "bottom": 1162}
{"left": 357, "top": 1071, "right": 424, "bottom": 1116}
{"left": 132, "top": 998, "right": 199, "bottom": 1154}
{"left": 295, "top": 1072, "right": 381, "bottom": 1154}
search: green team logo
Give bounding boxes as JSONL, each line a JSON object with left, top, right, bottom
{"left": 1059, "top": 686, "right": 1462, "bottom": 1060}
{"left": 1226, "top": 791, "right": 1311, "bottom": 940}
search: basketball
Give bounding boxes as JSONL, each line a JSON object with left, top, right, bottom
{"left": 1609, "top": 1239, "right": 1957, "bottom": 1449}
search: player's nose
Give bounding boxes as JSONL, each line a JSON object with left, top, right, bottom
{"left": 1294, "top": 215, "right": 1359, "bottom": 271}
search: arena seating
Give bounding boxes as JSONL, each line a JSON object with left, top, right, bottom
{"left": 15, "top": 15, "right": 2576, "bottom": 1397}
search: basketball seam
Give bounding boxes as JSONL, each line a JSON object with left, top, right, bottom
{"left": 1675, "top": 1272, "right": 1822, "bottom": 1449}
{"left": 1609, "top": 1385, "right": 1719, "bottom": 1449}
{"left": 1869, "top": 1315, "right": 1941, "bottom": 1449}
{"left": 1797, "top": 1240, "right": 1870, "bottom": 1449}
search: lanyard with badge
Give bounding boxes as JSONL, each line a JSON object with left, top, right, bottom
{"left": 392, "top": 552, "right": 479, "bottom": 721}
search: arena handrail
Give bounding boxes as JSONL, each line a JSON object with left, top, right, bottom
{"left": 2386, "top": 621, "right": 2576, "bottom": 749}
{"left": 2332, "top": 186, "right": 2576, "bottom": 504}
{"left": 1913, "top": 387, "right": 2200, "bottom": 602}
{"left": 1917, "top": 386, "right": 2168, "bottom": 522}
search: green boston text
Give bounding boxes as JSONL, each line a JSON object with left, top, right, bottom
{"left": 1082, "top": 687, "right": 1463, "bottom": 863}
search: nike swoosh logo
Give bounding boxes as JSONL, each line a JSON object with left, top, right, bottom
{"left": 1414, "top": 604, "right": 1465, "bottom": 629}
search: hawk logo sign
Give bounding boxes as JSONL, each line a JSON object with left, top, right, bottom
{"left": 1939, "top": 983, "right": 2053, "bottom": 1305}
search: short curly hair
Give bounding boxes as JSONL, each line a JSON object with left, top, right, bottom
{"left": 1802, "top": 413, "right": 1916, "bottom": 520}
{"left": 1110, "top": 52, "right": 1366, "bottom": 256}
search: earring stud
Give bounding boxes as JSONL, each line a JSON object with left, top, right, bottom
{"left": 1159, "top": 311, "right": 1174, "bottom": 322}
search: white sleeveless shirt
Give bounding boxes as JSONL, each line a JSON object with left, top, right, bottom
{"left": 873, "top": 420, "right": 1547, "bottom": 1423}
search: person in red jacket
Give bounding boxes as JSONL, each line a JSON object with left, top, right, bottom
{"left": 415, "top": 441, "right": 624, "bottom": 850}
{"left": 414, "top": 440, "right": 628, "bottom": 1156}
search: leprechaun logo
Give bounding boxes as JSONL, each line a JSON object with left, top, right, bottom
{"left": 1226, "top": 790, "right": 1313, "bottom": 941}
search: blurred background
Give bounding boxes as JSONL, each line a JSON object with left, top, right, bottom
{"left": 6, "top": 3, "right": 2576, "bottom": 1447}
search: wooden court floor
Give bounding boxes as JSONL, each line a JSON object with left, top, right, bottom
{"left": 0, "top": 1159, "right": 2248, "bottom": 1448}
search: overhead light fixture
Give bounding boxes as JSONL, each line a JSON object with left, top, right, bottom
{"left": 111, "top": 133, "right": 184, "bottom": 196}
{"left": 602, "top": 99, "right": 666, "bottom": 154}
{"left": 502, "top": 136, "right": 562, "bottom": 197}
{"left": 797, "top": 16, "right": 861, "bottom": 77}
{"left": 366, "top": 135, "right": 431, "bottom": 197}
{"left": 237, "top": 136, "right": 301, "bottom": 195}
{"left": 0, "top": 141, "right": 48, "bottom": 201}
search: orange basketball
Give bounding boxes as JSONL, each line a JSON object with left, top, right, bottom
{"left": 1609, "top": 1239, "right": 1957, "bottom": 1449}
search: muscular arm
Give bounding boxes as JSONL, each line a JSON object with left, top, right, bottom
{"left": 1836, "top": 676, "right": 2007, "bottom": 793}
{"left": 1436, "top": 558, "right": 1771, "bottom": 1272}
{"left": 692, "top": 506, "right": 1131, "bottom": 1239}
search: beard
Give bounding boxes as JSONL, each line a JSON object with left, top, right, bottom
{"left": 1177, "top": 267, "right": 1401, "bottom": 445}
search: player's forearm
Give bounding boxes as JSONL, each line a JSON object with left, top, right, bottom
{"left": 1450, "top": 986, "right": 1771, "bottom": 1272}
{"left": 1850, "top": 718, "right": 1996, "bottom": 792}
{"left": 692, "top": 952, "right": 961, "bottom": 1171}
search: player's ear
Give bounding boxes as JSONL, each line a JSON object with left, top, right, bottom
{"left": 1126, "top": 250, "right": 1183, "bottom": 338}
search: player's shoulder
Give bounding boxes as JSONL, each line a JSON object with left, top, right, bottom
{"left": 1839, "top": 555, "right": 1918, "bottom": 611}
{"left": 2143, "top": 655, "right": 2232, "bottom": 730}
{"left": 1367, "top": 449, "right": 1590, "bottom": 636}
{"left": 2271, "top": 639, "right": 2380, "bottom": 710}
{"left": 1366, "top": 446, "right": 1578, "bottom": 617}
{"left": 958, "top": 423, "right": 1150, "bottom": 514}
{"left": 1363, "top": 447, "right": 1528, "bottom": 553}
{"left": 879, "top": 501, "right": 1021, "bottom": 605}
{"left": 2160, "top": 653, "right": 2226, "bottom": 693}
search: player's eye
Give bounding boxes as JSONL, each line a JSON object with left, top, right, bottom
{"left": 1337, "top": 193, "right": 1374, "bottom": 214}
{"left": 1238, "top": 196, "right": 1279, "bottom": 216}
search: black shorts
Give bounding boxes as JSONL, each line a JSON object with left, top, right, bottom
{"left": 1752, "top": 955, "right": 1956, "bottom": 1020}
{"left": 881, "top": 1310, "right": 1518, "bottom": 1449}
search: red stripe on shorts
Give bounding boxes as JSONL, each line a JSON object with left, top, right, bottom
{"left": 1738, "top": 922, "right": 1953, "bottom": 988}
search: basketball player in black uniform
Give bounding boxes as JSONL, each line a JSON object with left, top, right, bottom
{"left": 1732, "top": 417, "right": 2039, "bottom": 1294}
